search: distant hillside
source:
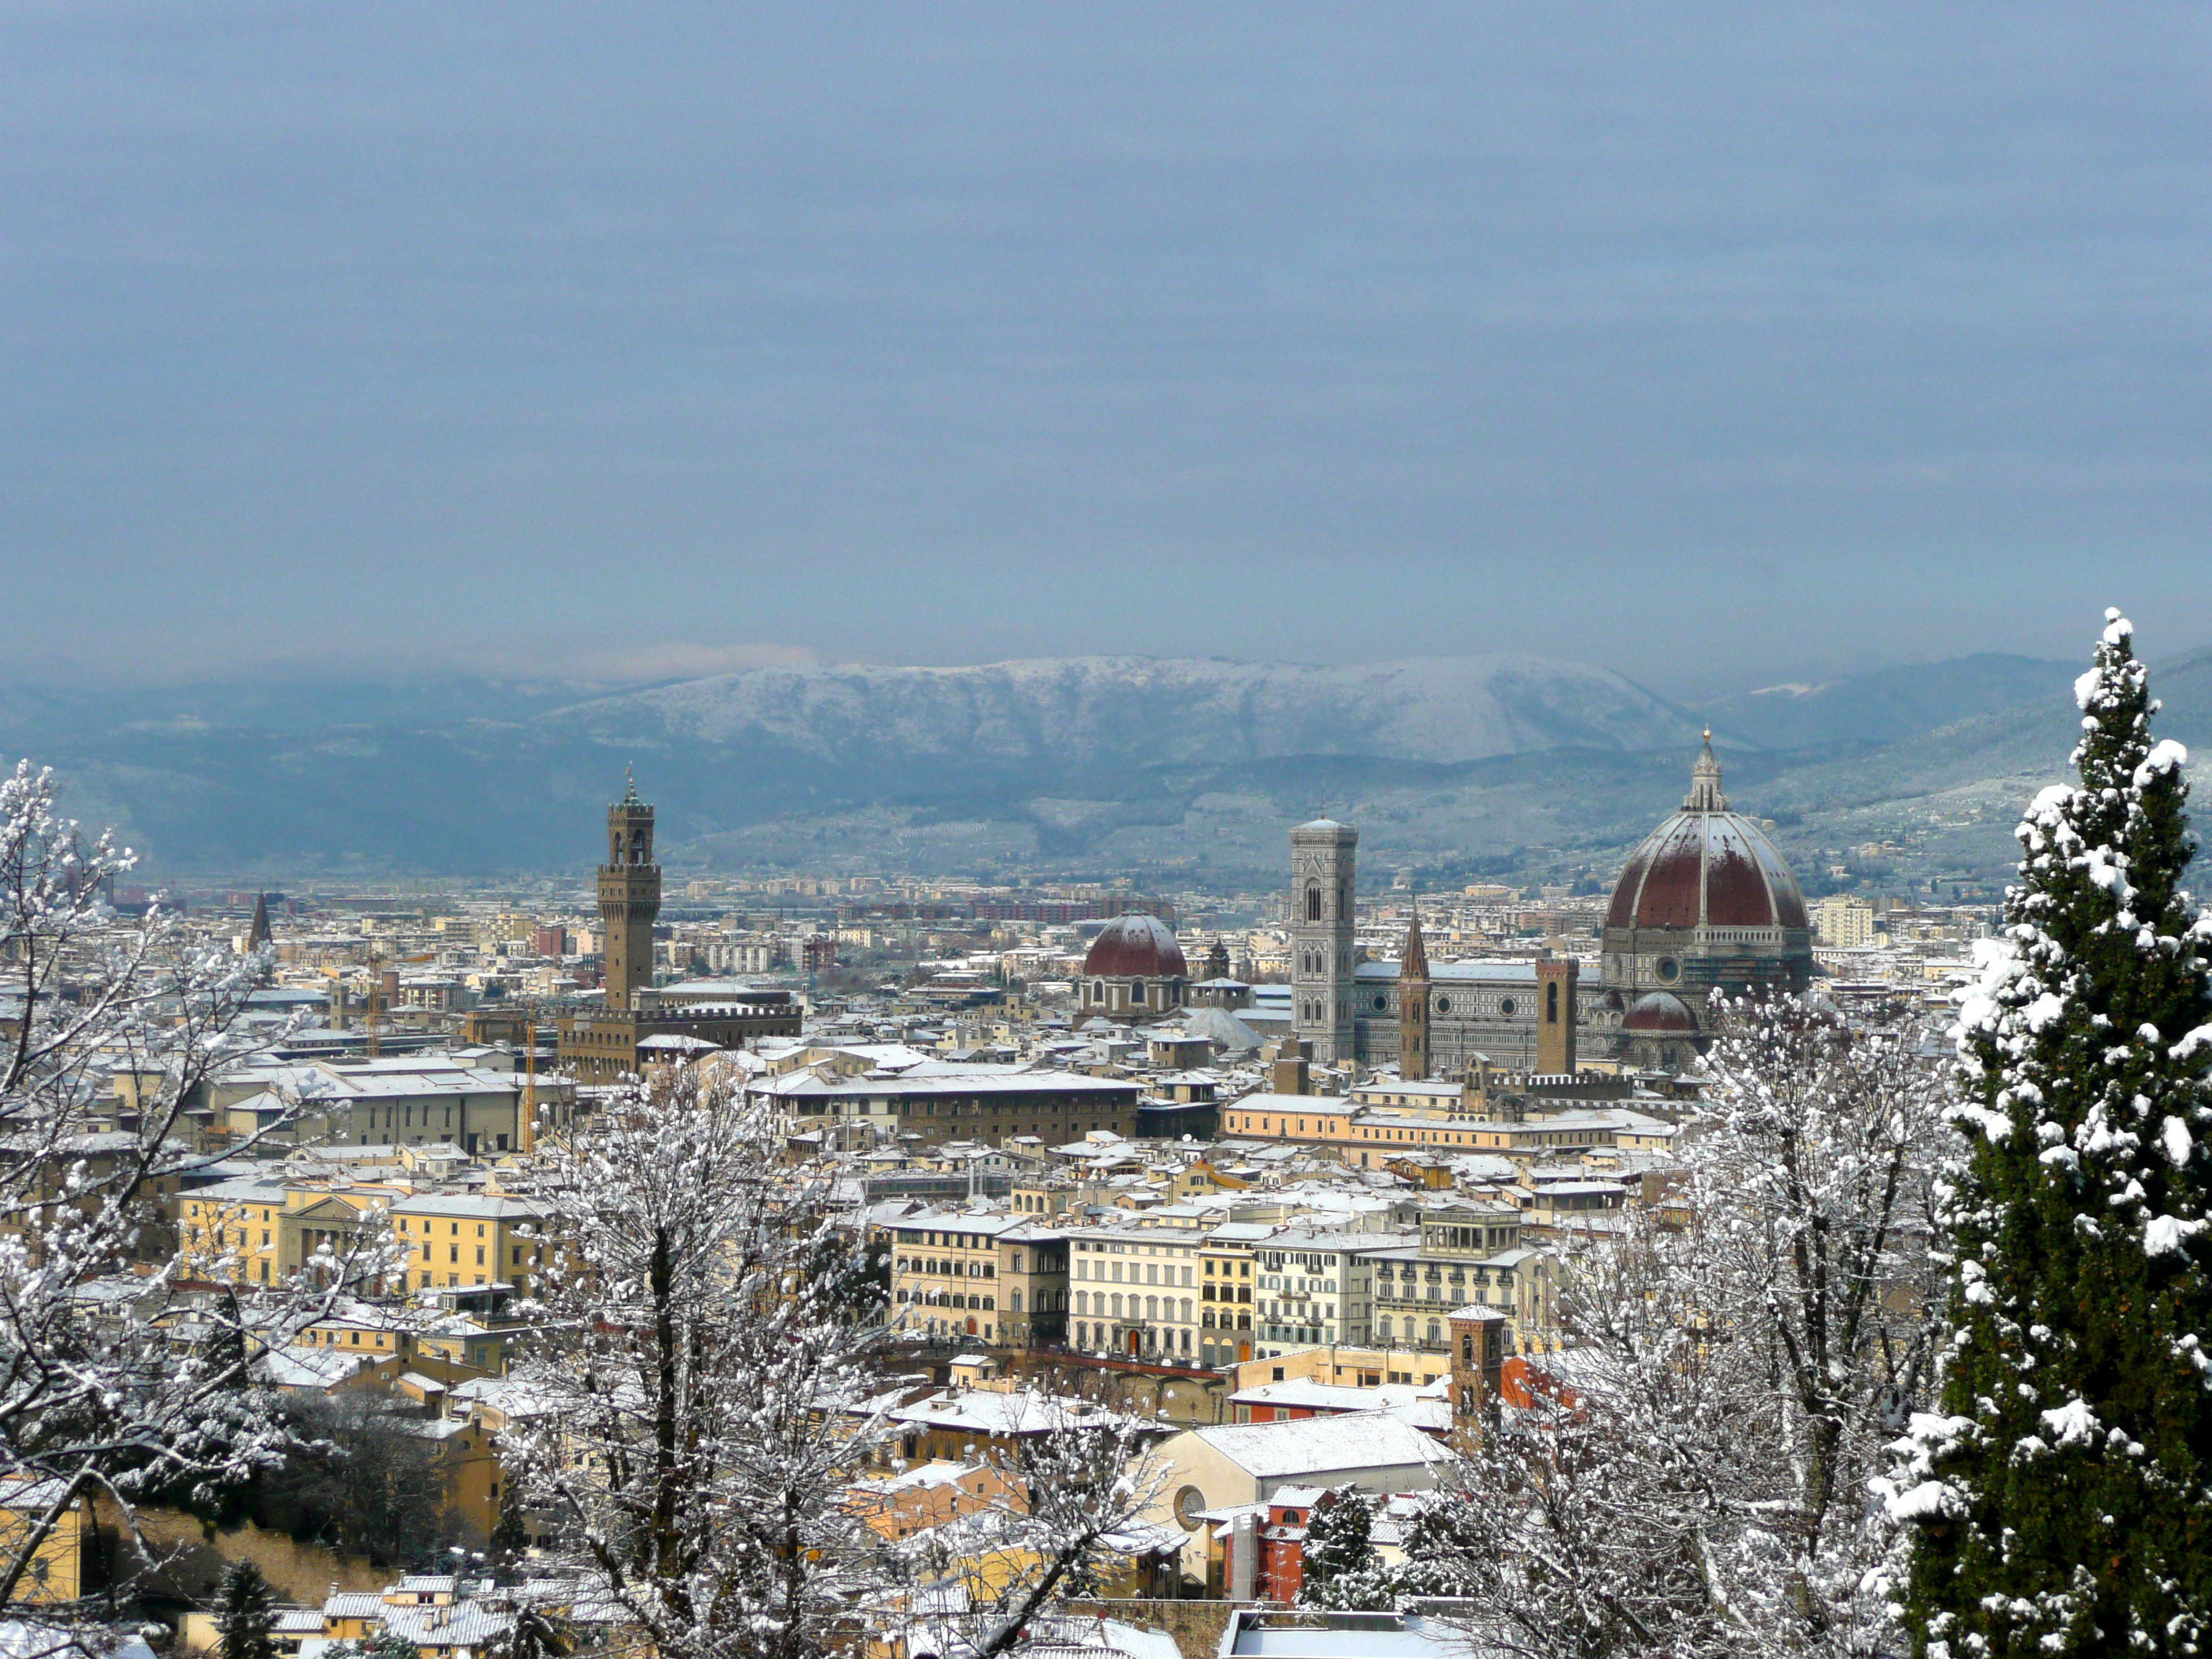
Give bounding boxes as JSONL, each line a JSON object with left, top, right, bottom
{"left": 1763, "top": 645, "right": 2212, "bottom": 814}
{"left": 0, "top": 646, "right": 2200, "bottom": 881}
{"left": 1699, "top": 654, "right": 2077, "bottom": 751}
{"left": 544, "top": 654, "right": 1705, "bottom": 770}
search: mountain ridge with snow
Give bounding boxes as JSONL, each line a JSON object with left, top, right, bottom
{"left": 1, "top": 644, "right": 2202, "bottom": 878}
{"left": 539, "top": 652, "right": 1706, "bottom": 769}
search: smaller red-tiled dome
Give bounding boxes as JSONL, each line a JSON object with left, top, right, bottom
{"left": 1083, "top": 914, "right": 1188, "bottom": 979}
{"left": 1623, "top": 990, "right": 1698, "bottom": 1033}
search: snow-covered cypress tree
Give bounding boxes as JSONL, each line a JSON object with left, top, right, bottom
{"left": 1890, "top": 611, "right": 2212, "bottom": 1656}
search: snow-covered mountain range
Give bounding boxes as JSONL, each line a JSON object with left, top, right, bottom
{"left": 543, "top": 653, "right": 1704, "bottom": 769}
{"left": 0, "top": 645, "right": 2198, "bottom": 880}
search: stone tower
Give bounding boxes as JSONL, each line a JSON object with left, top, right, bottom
{"left": 1398, "top": 905, "right": 1430, "bottom": 1081}
{"left": 1290, "top": 819, "right": 1358, "bottom": 1064}
{"left": 246, "top": 891, "right": 273, "bottom": 951}
{"left": 1536, "top": 956, "right": 1579, "bottom": 1077}
{"left": 600, "top": 770, "right": 661, "bottom": 1011}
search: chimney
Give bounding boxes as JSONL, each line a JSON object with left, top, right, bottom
{"left": 1536, "top": 959, "right": 1578, "bottom": 1077}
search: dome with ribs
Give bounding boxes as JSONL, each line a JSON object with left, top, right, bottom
{"left": 1623, "top": 990, "right": 1699, "bottom": 1033}
{"left": 1082, "top": 913, "right": 1189, "bottom": 979}
{"left": 1605, "top": 733, "right": 1809, "bottom": 934}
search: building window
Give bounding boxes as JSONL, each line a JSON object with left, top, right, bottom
{"left": 1305, "top": 886, "right": 1322, "bottom": 922}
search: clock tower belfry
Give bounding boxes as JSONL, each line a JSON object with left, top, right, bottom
{"left": 557, "top": 772, "right": 801, "bottom": 1087}
{"left": 1289, "top": 818, "right": 1358, "bottom": 1065}
{"left": 600, "top": 771, "right": 661, "bottom": 1012}
{"left": 1398, "top": 904, "right": 1431, "bottom": 1081}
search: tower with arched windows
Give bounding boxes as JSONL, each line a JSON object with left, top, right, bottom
{"left": 1279, "top": 734, "right": 1813, "bottom": 1076}
{"left": 599, "top": 773, "right": 661, "bottom": 1012}
{"left": 1289, "top": 818, "right": 1357, "bottom": 1064}
{"left": 560, "top": 771, "right": 801, "bottom": 1083}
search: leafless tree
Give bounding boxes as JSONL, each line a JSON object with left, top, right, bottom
{"left": 498, "top": 1068, "right": 890, "bottom": 1659}
{"left": 877, "top": 1390, "right": 1174, "bottom": 1659}
{"left": 0, "top": 759, "right": 395, "bottom": 1608}
{"left": 1408, "top": 994, "right": 1951, "bottom": 1658}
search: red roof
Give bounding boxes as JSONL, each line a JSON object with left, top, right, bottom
{"left": 1623, "top": 991, "right": 1699, "bottom": 1033}
{"left": 1605, "top": 811, "right": 1808, "bottom": 932}
{"left": 1082, "top": 914, "right": 1189, "bottom": 979}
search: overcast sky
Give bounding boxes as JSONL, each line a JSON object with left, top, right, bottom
{"left": 5, "top": 1, "right": 2211, "bottom": 696}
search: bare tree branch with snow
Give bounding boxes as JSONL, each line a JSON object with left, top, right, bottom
{"left": 0, "top": 758, "right": 397, "bottom": 1609}
{"left": 1404, "top": 994, "right": 1951, "bottom": 1658}
{"left": 498, "top": 1067, "right": 891, "bottom": 1659}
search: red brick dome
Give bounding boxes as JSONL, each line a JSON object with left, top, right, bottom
{"left": 1082, "top": 914, "right": 1188, "bottom": 979}
{"left": 1605, "top": 737, "right": 1808, "bottom": 934}
{"left": 1623, "top": 990, "right": 1698, "bottom": 1033}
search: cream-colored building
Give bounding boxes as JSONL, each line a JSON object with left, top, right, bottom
{"left": 1068, "top": 1222, "right": 1206, "bottom": 1364}
{"left": 1145, "top": 1413, "right": 1457, "bottom": 1577}
{"left": 1198, "top": 1223, "right": 1265, "bottom": 1369}
{"left": 881, "top": 1210, "right": 1070, "bottom": 1346}
{"left": 1811, "top": 895, "right": 1877, "bottom": 949}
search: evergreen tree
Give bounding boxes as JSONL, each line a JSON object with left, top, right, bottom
{"left": 1890, "top": 611, "right": 2212, "bottom": 1656}
{"left": 328, "top": 1633, "right": 422, "bottom": 1659}
{"left": 213, "top": 1559, "right": 279, "bottom": 1659}
{"left": 489, "top": 1497, "right": 531, "bottom": 1568}
{"left": 198, "top": 1288, "right": 249, "bottom": 1386}
{"left": 1384, "top": 1491, "right": 1483, "bottom": 1601}
{"left": 1296, "top": 1487, "right": 1393, "bottom": 1611}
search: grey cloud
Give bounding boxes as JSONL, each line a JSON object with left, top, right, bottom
{"left": 1, "top": 1, "right": 2208, "bottom": 693}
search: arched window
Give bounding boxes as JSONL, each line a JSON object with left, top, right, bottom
{"left": 1547, "top": 981, "right": 1560, "bottom": 1022}
{"left": 1092, "top": 979, "right": 1105, "bottom": 1004}
{"left": 1305, "top": 885, "right": 1323, "bottom": 922}
{"left": 1130, "top": 979, "right": 1146, "bottom": 1004}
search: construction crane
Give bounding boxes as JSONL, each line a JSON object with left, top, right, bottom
{"left": 522, "top": 1020, "right": 537, "bottom": 1154}
{"left": 363, "top": 944, "right": 387, "bottom": 1059}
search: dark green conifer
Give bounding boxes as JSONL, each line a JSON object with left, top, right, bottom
{"left": 213, "top": 1558, "right": 279, "bottom": 1659}
{"left": 1894, "top": 611, "right": 2212, "bottom": 1655}
{"left": 1296, "top": 1486, "right": 1393, "bottom": 1611}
